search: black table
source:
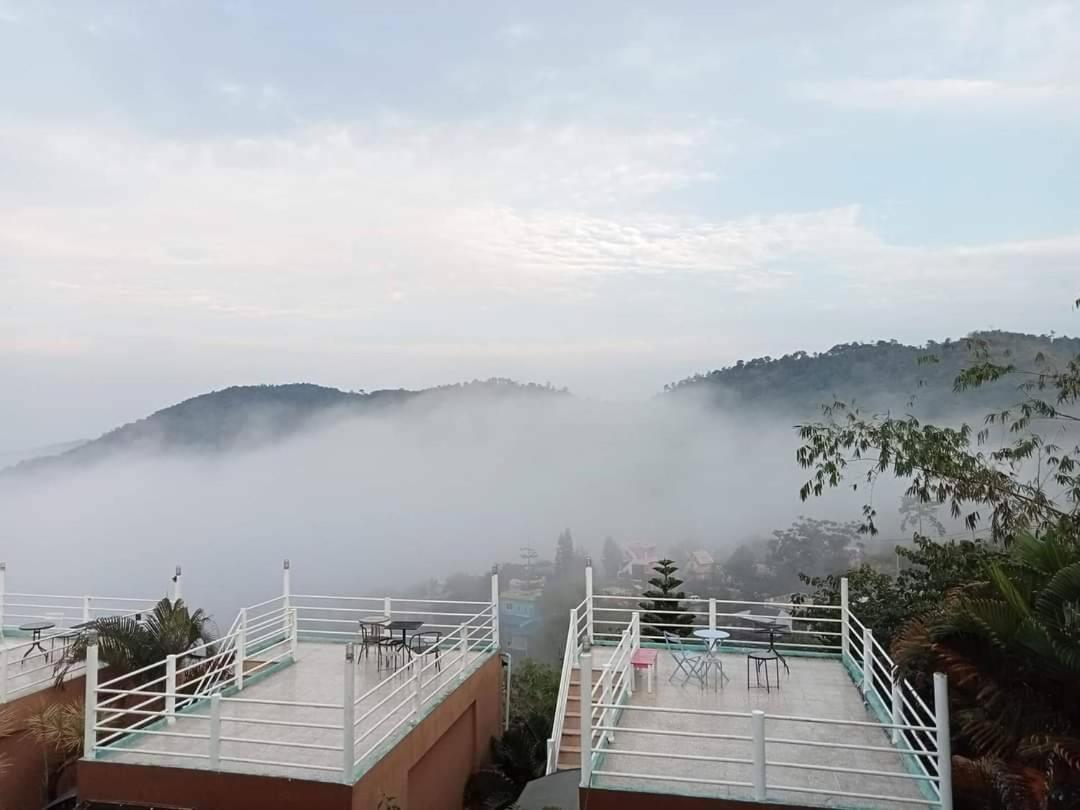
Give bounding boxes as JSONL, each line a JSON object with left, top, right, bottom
{"left": 387, "top": 619, "right": 424, "bottom": 646}
{"left": 750, "top": 622, "right": 790, "bottom": 674}
{"left": 19, "top": 621, "right": 55, "bottom": 660}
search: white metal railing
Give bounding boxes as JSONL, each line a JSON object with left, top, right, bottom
{"left": 550, "top": 565, "right": 951, "bottom": 808}
{"left": 590, "top": 593, "right": 842, "bottom": 653}
{"left": 0, "top": 562, "right": 175, "bottom": 704}
{"left": 84, "top": 568, "right": 500, "bottom": 785}
{"left": 350, "top": 601, "right": 498, "bottom": 775}
{"left": 546, "top": 596, "right": 588, "bottom": 773}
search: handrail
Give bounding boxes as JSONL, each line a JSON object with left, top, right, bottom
{"left": 546, "top": 607, "right": 580, "bottom": 774}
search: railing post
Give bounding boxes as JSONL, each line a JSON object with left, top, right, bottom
{"left": 625, "top": 626, "right": 634, "bottom": 699}
{"left": 569, "top": 607, "right": 578, "bottom": 651}
{"left": 165, "top": 654, "right": 177, "bottom": 725}
{"left": 282, "top": 558, "right": 291, "bottom": 610}
{"left": 172, "top": 565, "right": 182, "bottom": 602}
{"left": 840, "top": 576, "right": 850, "bottom": 663}
{"left": 601, "top": 660, "right": 612, "bottom": 745}
{"left": 751, "top": 709, "right": 766, "bottom": 800}
{"left": 585, "top": 558, "right": 594, "bottom": 644}
{"left": 891, "top": 676, "right": 903, "bottom": 744}
{"left": 235, "top": 608, "right": 247, "bottom": 691}
{"left": 709, "top": 598, "right": 717, "bottom": 633}
{"left": 459, "top": 623, "right": 468, "bottom": 677}
{"left": 412, "top": 655, "right": 423, "bottom": 718}
{"left": 383, "top": 596, "right": 391, "bottom": 619}
{"left": 491, "top": 565, "right": 500, "bottom": 649}
{"left": 83, "top": 630, "right": 98, "bottom": 760}
{"left": 342, "top": 644, "right": 355, "bottom": 783}
{"left": 208, "top": 693, "right": 221, "bottom": 769}
{"left": 934, "top": 672, "right": 953, "bottom": 810}
{"left": 862, "top": 627, "right": 874, "bottom": 697}
{"left": 632, "top": 611, "right": 641, "bottom": 652}
{"left": 579, "top": 645, "right": 593, "bottom": 787}
{"left": 289, "top": 607, "right": 298, "bottom": 657}
{"left": 82, "top": 596, "right": 91, "bottom": 624}
{"left": 0, "top": 561, "right": 7, "bottom": 632}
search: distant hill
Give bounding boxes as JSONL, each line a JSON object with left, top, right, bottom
{"left": 665, "top": 330, "right": 1080, "bottom": 419}
{"left": 4, "top": 379, "right": 567, "bottom": 476}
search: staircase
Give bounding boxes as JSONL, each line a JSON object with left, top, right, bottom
{"left": 556, "top": 664, "right": 599, "bottom": 770}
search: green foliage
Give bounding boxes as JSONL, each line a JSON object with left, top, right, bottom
{"left": 892, "top": 526, "right": 1080, "bottom": 808}
{"left": 554, "top": 529, "right": 576, "bottom": 578}
{"left": 767, "top": 517, "right": 862, "bottom": 593}
{"left": 57, "top": 597, "right": 215, "bottom": 683}
{"left": 509, "top": 659, "right": 560, "bottom": 725}
{"left": 463, "top": 716, "right": 552, "bottom": 810}
{"left": 639, "top": 559, "right": 695, "bottom": 637}
{"left": 795, "top": 321, "right": 1080, "bottom": 542}
{"left": 795, "top": 535, "right": 1005, "bottom": 648}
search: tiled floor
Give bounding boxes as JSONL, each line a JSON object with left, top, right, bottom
{"left": 98, "top": 641, "right": 487, "bottom": 783}
{"left": 1, "top": 630, "right": 81, "bottom": 700}
{"left": 589, "top": 647, "right": 937, "bottom": 809}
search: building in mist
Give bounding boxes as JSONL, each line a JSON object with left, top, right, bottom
{"left": 499, "top": 588, "right": 543, "bottom": 656}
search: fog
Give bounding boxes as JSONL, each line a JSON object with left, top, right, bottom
{"left": 1, "top": 391, "right": 885, "bottom": 620}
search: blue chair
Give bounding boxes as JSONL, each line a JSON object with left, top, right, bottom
{"left": 662, "top": 631, "right": 706, "bottom": 685}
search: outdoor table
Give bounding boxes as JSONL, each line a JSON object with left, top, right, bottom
{"left": 750, "top": 621, "right": 790, "bottom": 674}
{"left": 19, "top": 621, "right": 55, "bottom": 660}
{"left": 386, "top": 619, "right": 424, "bottom": 646}
{"left": 692, "top": 628, "right": 731, "bottom": 688}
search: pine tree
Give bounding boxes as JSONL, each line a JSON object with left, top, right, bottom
{"left": 601, "top": 536, "right": 623, "bottom": 582}
{"left": 554, "top": 529, "right": 575, "bottom": 577}
{"left": 639, "top": 559, "right": 695, "bottom": 638}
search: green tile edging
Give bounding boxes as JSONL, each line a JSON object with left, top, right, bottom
{"left": 90, "top": 635, "right": 297, "bottom": 760}
{"left": 840, "top": 653, "right": 941, "bottom": 807}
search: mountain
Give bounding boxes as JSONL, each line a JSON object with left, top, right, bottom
{"left": 665, "top": 330, "right": 1080, "bottom": 419}
{"left": 4, "top": 379, "right": 567, "bottom": 476}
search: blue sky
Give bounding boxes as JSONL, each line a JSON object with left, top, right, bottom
{"left": 2, "top": 1, "right": 1079, "bottom": 447}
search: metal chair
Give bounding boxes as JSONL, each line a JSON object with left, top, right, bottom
{"left": 747, "top": 651, "right": 782, "bottom": 692}
{"left": 662, "top": 631, "right": 705, "bottom": 685}
{"left": 408, "top": 631, "right": 442, "bottom": 673}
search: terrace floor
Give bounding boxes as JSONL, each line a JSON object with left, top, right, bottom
{"left": 1, "top": 629, "right": 77, "bottom": 701}
{"left": 98, "top": 641, "right": 487, "bottom": 783}
{"left": 589, "top": 647, "right": 934, "bottom": 810}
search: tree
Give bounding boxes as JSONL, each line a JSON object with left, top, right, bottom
{"left": 899, "top": 494, "right": 946, "bottom": 537}
{"left": 601, "top": 536, "right": 623, "bottom": 582}
{"left": 892, "top": 527, "right": 1080, "bottom": 808}
{"left": 57, "top": 597, "right": 215, "bottom": 683}
{"left": 509, "top": 659, "right": 560, "bottom": 725}
{"left": 25, "top": 700, "right": 84, "bottom": 802}
{"left": 554, "top": 529, "right": 576, "bottom": 578}
{"left": 639, "top": 559, "right": 695, "bottom": 638}
{"left": 795, "top": 313, "right": 1080, "bottom": 542}
{"left": 766, "top": 517, "right": 861, "bottom": 592}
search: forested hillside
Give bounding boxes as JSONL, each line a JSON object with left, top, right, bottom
{"left": 666, "top": 330, "right": 1080, "bottom": 418}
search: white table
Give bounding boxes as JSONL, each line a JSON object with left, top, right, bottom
{"left": 692, "top": 628, "right": 731, "bottom": 688}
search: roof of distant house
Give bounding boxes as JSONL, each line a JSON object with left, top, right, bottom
{"left": 688, "top": 549, "right": 714, "bottom": 566}
{"left": 623, "top": 543, "right": 659, "bottom": 562}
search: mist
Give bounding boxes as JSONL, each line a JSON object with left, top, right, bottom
{"left": 1, "top": 390, "right": 893, "bottom": 621}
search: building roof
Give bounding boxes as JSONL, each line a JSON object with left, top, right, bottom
{"left": 687, "top": 549, "right": 714, "bottom": 566}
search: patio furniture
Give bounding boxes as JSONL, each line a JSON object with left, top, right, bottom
{"left": 631, "top": 648, "right": 659, "bottom": 693}
{"left": 408, "top": 631, "right": 442, "bottom": 673}
{"left": 747, "top": 650, "right": 781, "bottom": 693}
{"left": 380, "top": 619, "right": 424, "bottom": 671}
{"left": 358, "top": 618, "right": 390, "bottom": 662}
{"left": 750, "top": 617, "right": 791, "bottom": 675}
{"left": 662, "top": 631, "right": 706, "bottom": 686}
{"left": 19, "top": 621, "right": 55, "bottom": 661}
{"left": 692, "top": 628, "right": 731, "bottom": 689}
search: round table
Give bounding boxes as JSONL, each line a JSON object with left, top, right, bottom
{"left": 19, "top": 621, "right": 55, "bottom": 660}
{"left": 692, "top": 628, "right": 731, "bottom": 689}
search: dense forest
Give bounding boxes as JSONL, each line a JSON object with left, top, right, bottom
{"left": 8, "top": 330, "right": 1077, "bottom": 476}
{"left": 666, "top": 330, "right": 1080, "bottom": 419}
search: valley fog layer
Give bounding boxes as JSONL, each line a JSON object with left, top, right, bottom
{"left": 1, "top": 391, "right": 875, "bottom": 619}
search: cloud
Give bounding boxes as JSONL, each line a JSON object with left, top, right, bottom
{"left": 792, "top": 78, "right": 1080, "bottom": 112}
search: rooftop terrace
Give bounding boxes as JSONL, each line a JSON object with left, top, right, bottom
{"left": 550, "top": 568, "right": 950, "bottom": 810}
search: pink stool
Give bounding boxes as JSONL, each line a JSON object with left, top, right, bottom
{"left": 631, "top": 648, "right": 659, "bottom": 693}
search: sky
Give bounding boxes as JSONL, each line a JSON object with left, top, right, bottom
{"left": 2, "top": 1, "right": 1079, "bottom": 449}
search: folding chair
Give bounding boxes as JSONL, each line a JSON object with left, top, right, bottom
{"left": 663, "top": 631, "right": 705, "bottom": 685}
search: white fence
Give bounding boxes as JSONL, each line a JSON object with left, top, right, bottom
{"left": 0, "top": 563, "right": 174, "bottom": 703}
{"left": 549, "top": 566, "right": 952, "bottom": 809}
{"left": 84, "top": 569, "right": 500, "bottom": 784}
